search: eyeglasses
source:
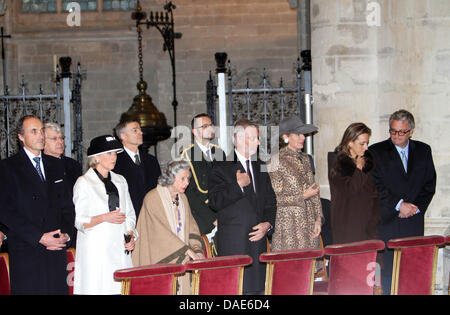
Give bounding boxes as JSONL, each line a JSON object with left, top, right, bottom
{"left": 47, "top": 136, "right": 65, "bottom": 141}
{"left": 389, "top": 129, "right": 411, "bottom": 136}
{"left": 195, "top": 123, "right": 213, "bottom": 129}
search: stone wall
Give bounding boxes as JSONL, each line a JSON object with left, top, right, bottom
{"left": 1, "top": 0, "right": 448, "bottom": 294}
{"left": 0, "top": 0, "right": 299, "bottom": 163}
{"left": 311, "top": 0, "right": 450, "bottom": 293}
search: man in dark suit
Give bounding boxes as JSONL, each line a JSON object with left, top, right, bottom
{"left": 113, "top": 119, "right": 161, "bottom": 218}
{"left": 43, "top": 122, "right": 82, "bottom": 249}
{"left": 208, "top": 119, "right": 277, "bottom": 295}
{"left": 182, "top": 113, "right": 225, "bottom": 236}
{"left": 0, "top": 115, "right": 75, "bottom": 294}
{"left": 43, "top": 122, "right": 82, "bottom": 190}
{"left": 369, "top": 109, "right": 436, "bottom": 294}
{"left": 0, "top": 225, "right": 6, "bottom": 253}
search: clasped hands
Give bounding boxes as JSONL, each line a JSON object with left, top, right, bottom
{"left": 398, "top": 202, "right": 419, "bottom": 218}
{"left": 39, "top": 229, "right": 69, "bottom": 251}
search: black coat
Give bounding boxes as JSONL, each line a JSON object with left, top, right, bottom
{"left": 61, "top": 155, "right": 82, "bottom": 248}
{"left": 0, "top": 149, "right": 75, "bottom": 294}
{"left": 182, "top": 143, "right": 225, "bottom": 234}
{"left": 369, "top": 139, "right": 436, "bottom": 240}
{"left": 208, "top": 154, "right": 277, "bottom": 294}
{"left": 113, "top": 149, "right": 161, "bottom": 218}
{"left": 61, "top": 156, "right": 82, "bottom": 191}
{"left": 369, "top": 139, "right": 436, "bottom": 277}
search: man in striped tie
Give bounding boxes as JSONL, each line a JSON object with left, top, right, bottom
{"left": 0, "top": 115, "right": 75, "bottom": 294}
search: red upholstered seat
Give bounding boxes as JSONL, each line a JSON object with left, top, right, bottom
{"left": 388, "top": 235, "right": 446, "bottom": 295}
{"left": 447, "top": 236, "right": 450, "bottom": 296}
{"left": 185, "top": 255, "right": 252, "bottom": 295}
{"left": 259, "top": 248, "right": 324, "bottom": 295}
{"left": 324, "top": 240, "right": 385, "bottom": 295}
{"left": 114, "top": 263, "right": 186, "bottom": 295}
{"left": 201, "top": 234, "right": 212, "bottom": 258}
{"left": 66, "top": 248, "right": 76, "bottom": 296}
{"left": 0, "top": 253, "right": 10, "bottom": 295}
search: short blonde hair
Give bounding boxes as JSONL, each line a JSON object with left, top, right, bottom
{"left": 88, "top": 156, "right": 99, "bottom": 169}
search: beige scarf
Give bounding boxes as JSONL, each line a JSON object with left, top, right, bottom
{"left": 157, "top": 185, "right": 186, "bottom": 243}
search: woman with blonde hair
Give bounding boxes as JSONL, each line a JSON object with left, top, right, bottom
{"left": 73, "top": 135, "right": 137, "bottom": 294}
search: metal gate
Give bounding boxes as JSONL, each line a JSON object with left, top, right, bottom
{"left": 0, "top": 58, "right": 83, "bottom": 164}
{"left": 206, "top": 50, "right": 313, "bottom": 155}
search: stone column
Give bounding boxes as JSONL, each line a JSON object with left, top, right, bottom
{"left": 311, "top": 0, "right": 450, "bottom": 294}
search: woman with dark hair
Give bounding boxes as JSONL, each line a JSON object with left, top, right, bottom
{"left": 328, "top": 123, "right": 380, "bottom": 244}
{"left": 269, "top": 116, "right": 323, "bottom": 250}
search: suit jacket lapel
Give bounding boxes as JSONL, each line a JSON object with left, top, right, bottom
{"left": 388, "top": 139, "right": 408, "bottom": 177}
{"left": 18, "top": 149, "right": 47, "bottom": 191}
{"left": 406, "top": 140, "right": 415, "bottom": 174}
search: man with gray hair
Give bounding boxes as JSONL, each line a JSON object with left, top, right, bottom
{"left": 43, "top": 122, "right": 82, "bottom": 190}
{"left": 369, "top": 109, "right": 436, "bottom": 294}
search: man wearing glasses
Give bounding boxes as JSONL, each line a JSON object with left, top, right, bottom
{"left": 43, "top": 122, "right": 82, "bottom": 190}
{"left": 182, "top": 113, "right": 225, "bottom": 243}
{"left": 369, "top": 109, "right": 436, "bottom": 294}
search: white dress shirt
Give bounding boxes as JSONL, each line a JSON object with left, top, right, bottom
{"left": 23, "top": 147, "right": 46, "bottom": 180}
{"left": 123, "top": 146, "right": 140, "bottom": 164}
{"left": 235, "top": 149, "right": 255, "bottom": 192}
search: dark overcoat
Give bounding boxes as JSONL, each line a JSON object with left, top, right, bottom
{"left": 328, "top": 151, "right": 380, "bottom": 244}
{"left": 182, "top": 143, "right": 225, "bottom": 234}
{"left": 113, "top": 148, "right": 161, "bottom": 218}
{"left": 369, "top": 139, "right": 436, "bottom": 276}
{"left": 0, "top": 149, "right": 75, "bottom": 294}
{"left": 208, "top": 154, "right": 277, "bottom": 294}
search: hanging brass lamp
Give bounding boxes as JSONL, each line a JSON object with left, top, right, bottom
{"left": 120, "top": 1, "right": 171, "bottom": 150}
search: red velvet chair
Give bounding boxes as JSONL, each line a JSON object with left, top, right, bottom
{"left": 185, "top": 255, "right": 252, "bottom": 295}
{"left": 324, "top": 240, "right": 385, "bottom": 295}
{"left": 388, "top": 235, "right": 446, "bottom": 295}
{"left": 201, "top": 234, "right": 212, "bottom": 258}
{"left": 114, "top": 263, "right": 186, "bottom": 295}
{"left": 66, "top": 248, "right": 76, "bottom": 295}
{"left": 0, "top": 253, "right": 10, "bottom": 295}
{"left": 446, "top": 236, "right": 450, "bottom": 296}
{"left": 259, "top": 248, "right": 324, "bottom": 295}
{"left": 313, "top": 235, "right": 329, "bottom": 295}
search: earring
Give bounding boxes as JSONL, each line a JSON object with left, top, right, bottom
{"left": 284, "top": 138, "right": 289, "bottom": 144}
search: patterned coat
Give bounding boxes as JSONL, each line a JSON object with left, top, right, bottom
{"left": 269, "top": 147, "right": 323, "bottom": 250}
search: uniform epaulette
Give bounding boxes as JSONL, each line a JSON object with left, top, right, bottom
{"left": 182, "top": 143, "right": 208, "bottom": 195}
{"left": 180, "top": 143, "right": 195, "bottom": 156}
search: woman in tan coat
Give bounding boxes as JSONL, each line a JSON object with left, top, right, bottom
{"left": 132, "top": 160, "right": 205, "bottom": 295}
{"left": 269, "top": 116, "right": 323, "bottom": 251}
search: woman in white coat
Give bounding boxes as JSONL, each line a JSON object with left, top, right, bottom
{"left": 73, "top": 135, "right": 137, "bottom": 295}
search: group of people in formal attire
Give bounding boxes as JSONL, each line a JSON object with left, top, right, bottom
{"left": 0, "top": 108, "right": 436, "bottom": 295}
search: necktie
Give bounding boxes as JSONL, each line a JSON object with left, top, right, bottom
{"left": 245, "top": 159, "right": 255, "bottom": 193}
{"left": 33, "top": 157, "right": 45, "bottom": 182}
{"left": 401, "top": 150, "right": 408, "bottom": 173}
{"left": 206, "top": 149, "right": 213, "bottom": 162}
{"left": 135, "top": 154, "right": 141, "bottom": 166}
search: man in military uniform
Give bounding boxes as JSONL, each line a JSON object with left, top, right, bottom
{"left": 181, "top": 114, "right": 225, "bottom": 247}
